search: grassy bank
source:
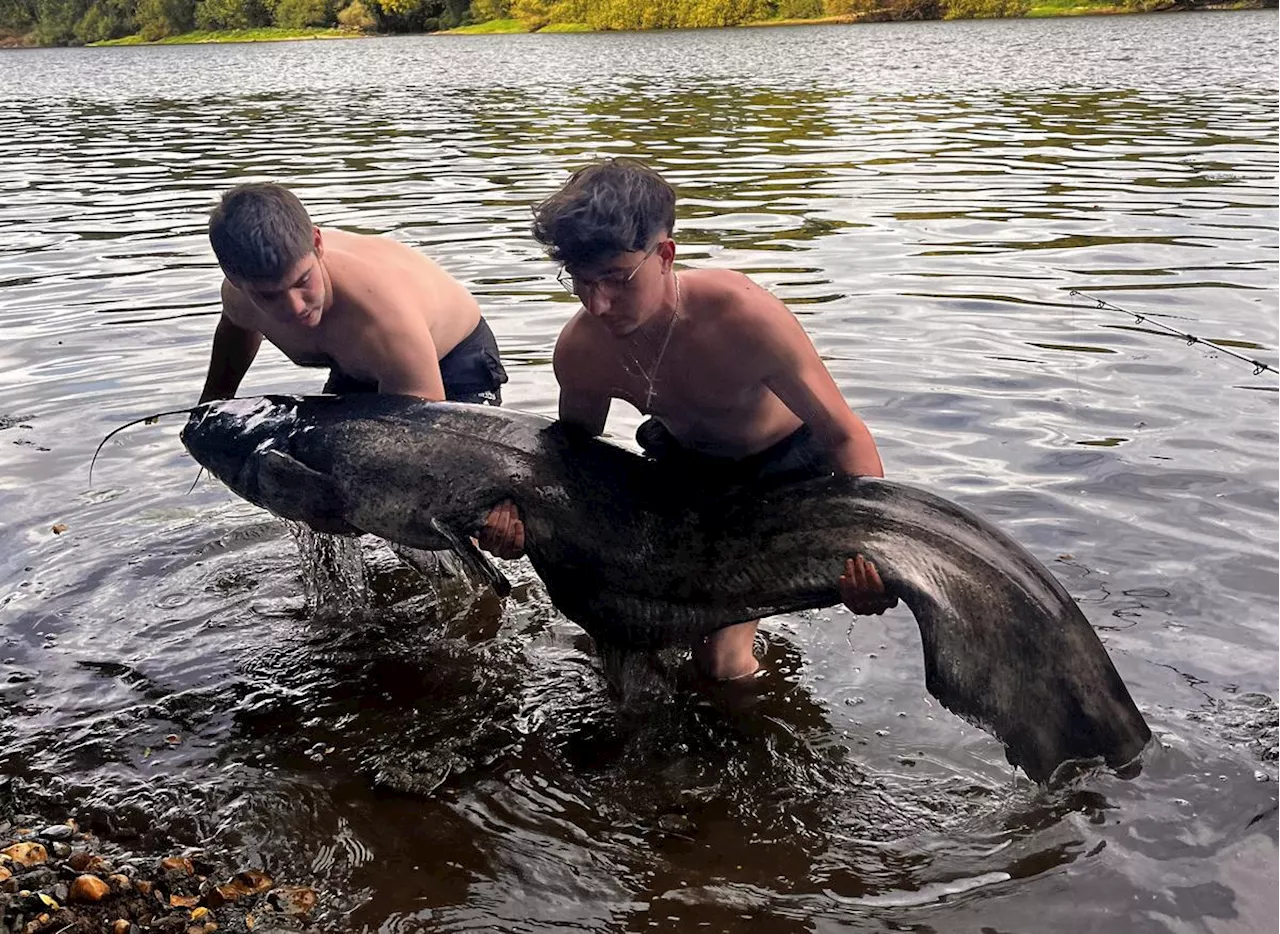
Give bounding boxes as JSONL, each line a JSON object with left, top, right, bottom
{"left": 444, "top": 17, "right": 529, "bottom": 32}
{"left": 1026, "top": 0, "right": 1143, "bottom": 14}
{"left": 442, "top": 0, "right": 1175, "bottom": 34}
{"left": 442, "top": 18, "right": 593, "bottom": 32}
{"left": 93, "top": 25, "right": 356, "bottom": 45}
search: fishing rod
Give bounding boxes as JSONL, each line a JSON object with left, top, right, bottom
{"left": 1069, "top": 290, "right": 1278, "bottom": 377}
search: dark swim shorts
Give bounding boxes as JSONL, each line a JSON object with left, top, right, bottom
{"left": 322, "top": 316, "right": 508, "bottom": 406}
{"left": 635, "top": 417, "right": 835, "bottom": 489}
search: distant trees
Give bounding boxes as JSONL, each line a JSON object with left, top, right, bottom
{"left": 499, "top": 0, "right": 1037, "bottom": 29}
{"left": 0, "top": 0, "right": 450, "bottom": 41}
{"left": 0, "top": 0, "right": 1208, "bottom": 46}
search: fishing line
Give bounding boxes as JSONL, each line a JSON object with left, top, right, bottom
{"left": 1069, "top": 290, "right": 1279, "bottom": 376}
{"left": 89, "top": 407, "right": 198, "bottom": 489}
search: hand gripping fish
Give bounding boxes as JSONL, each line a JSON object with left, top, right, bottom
{"left": 179, "top": 393, "right": 1151, "bottom": 783}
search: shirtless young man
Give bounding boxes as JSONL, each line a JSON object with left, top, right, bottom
{"left": 480, "top": 158, "right": 896, "bottom": 681}
{"left": 198, "top": 183, "right": 507, "bottom": 406}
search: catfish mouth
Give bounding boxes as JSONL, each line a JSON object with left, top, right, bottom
{"left": 181, "top": 397, "right": 300, "bottom": 482}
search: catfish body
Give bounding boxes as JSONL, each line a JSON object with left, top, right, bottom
{"left": 181, "top": 394, "right": 1151, "bottom": 781}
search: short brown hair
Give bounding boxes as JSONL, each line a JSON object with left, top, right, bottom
{"left": 532, "top": 158, "right": 676, "bottom": 269}
{"left": 209, "top": 183, "right": 315, "bottom": 282}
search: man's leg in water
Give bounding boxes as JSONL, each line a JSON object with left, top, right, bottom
{"left": 694, "top": 620, "right": 760, "bottom": 681}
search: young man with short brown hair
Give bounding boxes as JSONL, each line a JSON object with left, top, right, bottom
{"left": 199, "top": 183, "right": 507, "bottom": 406}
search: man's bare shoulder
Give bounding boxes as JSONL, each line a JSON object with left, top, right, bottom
{"left": 323, "top": 227, "right": 440, "bottom": 271}
{"left": 684, "top": 267, "right": 789, "bottom": 325}
{"left": 219, "top": 279, "right": 258, "bottom": 327}
{"left": 553, "top": 310, "right": 612, "bottom": 386}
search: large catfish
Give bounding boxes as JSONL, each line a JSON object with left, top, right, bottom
{"left": 180, "top": 393, "right": 1151, "bottom": 783}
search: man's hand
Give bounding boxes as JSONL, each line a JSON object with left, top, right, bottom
{"left": 477, "top": 500, "right": 525, "bottom": 559}
{"left": 838, "top": 554, "right": 898, "bottom": 615}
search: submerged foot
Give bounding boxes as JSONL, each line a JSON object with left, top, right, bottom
{"left": 692, "top": 620, "right": 761, "bottom": 681}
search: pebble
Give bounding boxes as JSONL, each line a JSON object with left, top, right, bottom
{"left": 657, "top": 814, "right": 694, "bottom": 834}
{"left": 13, "top": 870, "right": 56, "bottom": 891}
{"left": 69, "top": 874, "right": 110, "bottom": 903}
{"left": 268, "top": 885, "right": 317, "bottom": 916}
{"left": 160, "top": 856, "right": 195, "bottom": 877}
{"left": 35, "top": 827, "right": 71, "bottom": 843}
{"left": 0, "top": 844, "right": 46, "bottom": 869}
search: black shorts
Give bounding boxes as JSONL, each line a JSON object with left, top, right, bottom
{"left": 322, "top": 317, "right": 508, "bottom": 406}
{"left": 635, "top": 417, "right": 834, "bottom": 489}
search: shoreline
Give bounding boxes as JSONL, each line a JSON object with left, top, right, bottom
{"left": 0, "top": 1, "right": 1238, "bottom": 48}
{"left": 90, "top": 26, "right": 358, "bottom": 47}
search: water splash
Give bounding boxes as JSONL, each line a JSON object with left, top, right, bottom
{"left": 288, "top": 523, "right": 369, "bottom": 617}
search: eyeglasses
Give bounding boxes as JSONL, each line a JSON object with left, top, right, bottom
{"left": 557, "top": 240, "right": 662, "bottom": 298}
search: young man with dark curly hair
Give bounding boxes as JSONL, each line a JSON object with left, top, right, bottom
{"left": 480, "top": 158, "right": 895, "bottom": 681}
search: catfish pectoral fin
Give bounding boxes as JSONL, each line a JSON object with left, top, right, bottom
{"left": 254, "top": 449, "right": 357, "bottom": 534}
{"left": 429, "top": 518, "right": 512, "bottom": 597}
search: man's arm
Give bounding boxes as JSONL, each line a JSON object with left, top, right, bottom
{"left": 199, "top": 312, "right": 264, "bottom": 405}
{"left": 478, "top": 317, "right": 612, "bottom": 560}
{"left": 553, "top": 318, "right": 611, "bottom": 435}
{"left": 372, "top": 316, "right": 446, "bottom": 401}
{"left": 728, "top": 279, "right": 895, "bottom": 614}
{"left": 740, "top": 283, "right": 883, "bottom": 477}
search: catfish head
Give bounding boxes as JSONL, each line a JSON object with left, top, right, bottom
{"left": 181, "top": 395, "right": 358, "bottom": 534}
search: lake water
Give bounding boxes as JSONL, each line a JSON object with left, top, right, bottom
{"left": 0, "top": 11, "right": 1277, "bottom": 933}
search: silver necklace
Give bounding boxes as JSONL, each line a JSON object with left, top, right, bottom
{"left": 640, "top": 273, "right": 680, "bottom": 412}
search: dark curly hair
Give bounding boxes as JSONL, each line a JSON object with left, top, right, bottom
{"left": 532, "top": 158, "right": 676, "bottom": 269}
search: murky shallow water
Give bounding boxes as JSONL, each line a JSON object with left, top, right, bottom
{"left": 1, "top": 11, "right": 1277, "bottom": 932}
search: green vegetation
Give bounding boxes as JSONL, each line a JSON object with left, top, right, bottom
{"left": 444, "top": 14, "right": 525, "bottom": 28}
{"left": 0, "top": 0, "right": 1256, "bottom": 47}
{"left": 1025, "top": 0, "right": 1133, "bottom": 13}
{"left": 94, "top": 23, "right": 349, "bottom": 40}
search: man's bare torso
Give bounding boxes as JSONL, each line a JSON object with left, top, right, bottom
{"left": 573, "top": 269, "right": 805, "bottom": 458}
{"left": 223, "top": 229, "right": 481, "bottom": 382}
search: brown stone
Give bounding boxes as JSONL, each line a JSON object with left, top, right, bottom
{"left": 69, "top": 874, "right": 111, "bottom": 903}
{"left": 0, "top": 866, "right": 10, "bottom": 882}
{"left": 169, "top": 893, "right": 200, "bottom": 909}
{"left": 112, "top": 921, "right": 132, "bottom": 934}
{"left": 84, "top": 855, "right": 112, "bottom": 874}
{"left": 108, "top": 873, "right": 132, "bottom": 892}
{"left": 21, "top": 911, "right": 51, "bottom": 934}
{"left": 208, "top": 868, "right": 273, "bottom": 906}
{"left": 1, "top": 842, "right": 48, "bottom": 867}
{"left": 228, "top": 869, "right": 273, "bottom": 896}
{"left": 67, "top": 851, "right": 94, "bottom": 872}
{"left": 268, "top": 885, "right": 317, "bottom": 916}
{"left": 160, "top": 856, "right": 195, "bottom": 876}
{"left": 134, "top": 879, "right": 154, "bottom": 897}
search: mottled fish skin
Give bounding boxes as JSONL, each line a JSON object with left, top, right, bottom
{"left": 181, "top": 394, "right": 1151, "bottom": 782}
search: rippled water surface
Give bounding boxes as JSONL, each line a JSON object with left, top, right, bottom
{"left": 1, "top": 12, "right": 1277, "bottom": 933}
